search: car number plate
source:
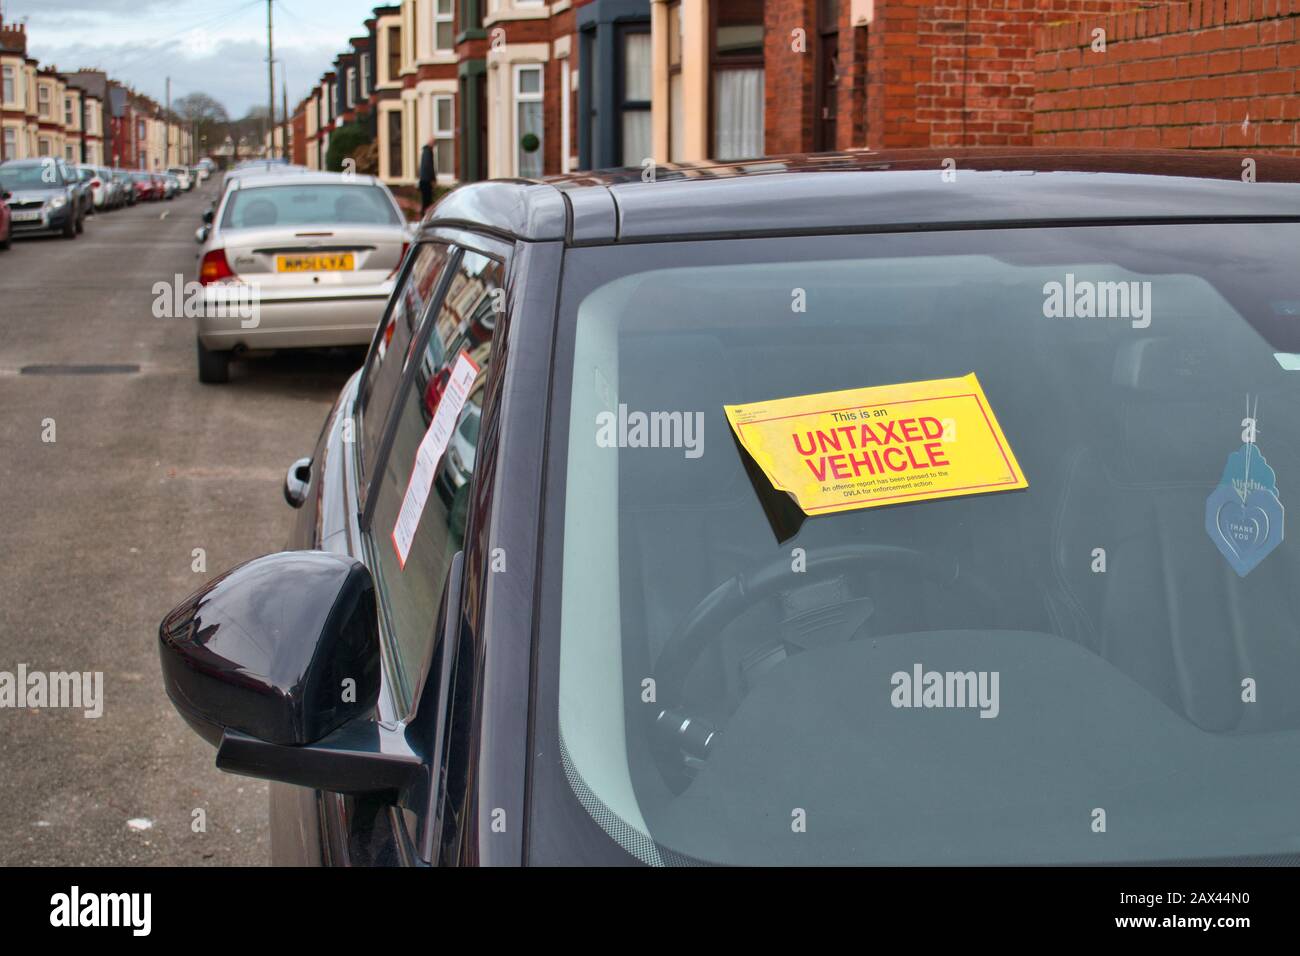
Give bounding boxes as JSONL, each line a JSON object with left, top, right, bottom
{"left": 12, "top": 210, "right": 41, "bottom": 222}
{"left": 276, "top": 253, "right": 354, "bottom": 273}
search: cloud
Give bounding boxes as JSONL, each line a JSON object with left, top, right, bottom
{"left": 6, "top": 0, "right": 367, "bottom": 115}
{"left": 27, "top": 36, "right": 338, "bottom": 118}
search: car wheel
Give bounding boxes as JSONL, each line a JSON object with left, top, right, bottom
{"left": 75, "top": 213, "right": 85, "bottom": 234}
{"left": 62, "top": 214, "right": 76, "bottom": 239}
{"left": 196, "top": 337, "right": 231, "bottom": 384}
{"left": 0, "top": 228, "right": 10, "bottom": 250}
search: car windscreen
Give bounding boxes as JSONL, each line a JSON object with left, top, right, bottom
{"left": 541, "top": 221, "right": 1300, "bottom": 866}
{"left": 220, "top": 183, "right": 400, "bottom": 230}
{"left": 0, "top": 164, "right": 59, "bottom": 188}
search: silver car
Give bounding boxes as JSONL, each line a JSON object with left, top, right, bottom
{"left": 166, "top": 165, "right": 193, "bottom": 191}
{"left": 194, "top": 170, "right": 411, "bottom": 383}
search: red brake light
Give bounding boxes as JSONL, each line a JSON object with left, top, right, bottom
{"left": 91, "top": 179, "right": 101, "bottom": 187}
{"left": 199, "top": 249, "right": 235, "bottom": 285}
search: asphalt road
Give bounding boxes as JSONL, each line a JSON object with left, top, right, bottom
{"left": 0, "top": 184, "right": 359, "bottom": 864}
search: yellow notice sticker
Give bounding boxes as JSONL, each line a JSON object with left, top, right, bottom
{"left": 724, "top": 373, "right": 1027, "bottom": 515}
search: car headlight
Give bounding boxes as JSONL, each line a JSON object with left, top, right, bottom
{"left": 48, "top": 196, "right": 66, "bottom": 209}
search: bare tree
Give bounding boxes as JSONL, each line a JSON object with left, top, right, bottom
{"left": 175, "top": 92, "right": 230, "bottom": 160}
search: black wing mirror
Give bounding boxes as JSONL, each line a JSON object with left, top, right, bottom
{"left": 159, "top": 551, "right": 425, "bottom": 799}
{"left": 1, "top": 191, "right": 10, "bottom": 202}
{"left": 159, "top": 551, "right": 380, "bottom": 748}
{"left": 202, "top": 208, "right": 214, "bottom": 224}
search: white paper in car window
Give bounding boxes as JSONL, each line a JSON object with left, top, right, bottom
{"left": 391, "top": 350, "right": 480, "bottom": 568}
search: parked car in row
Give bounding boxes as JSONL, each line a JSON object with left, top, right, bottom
{"left": 0, "top": 158, "right": 87, "bottom": 238}
{"left": 116, "top": 169, "right": 138, "bottom": 206}
{"left": 192, "top": 169, "right": 410, "bottom": 382}
{"left": 167, "top": 166, "right": 194, "bottom": 191}
{"left": 0, "top": 183, "right": 11, "bottom": 251}
{"left": 71, "top": 166, "right": 95, "bottom": 220}
{"left": 130, "top": 171, "right": 165, "bottom": 202}
{"left": 76, "top": 163, "right": 127, "bottom": 212}
{"left": 161, "top": 149, "right": 1300, "bottom": 867}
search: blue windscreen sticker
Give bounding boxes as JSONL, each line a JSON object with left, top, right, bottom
{"left": 1206, "top": 428, "right": 1284, "bottom": 577}
{"left": 1218, "top": 444, "right": 1278, "bottom": 499}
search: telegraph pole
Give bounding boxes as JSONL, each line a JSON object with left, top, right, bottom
{"left": 281, "top": 61, "right": 289, "bottom": 162}
{"left": 164, "top": 76, "right": 171, "bottom": 165}
{"left": 266, "top": 0, "right": 276, "bottom": 158}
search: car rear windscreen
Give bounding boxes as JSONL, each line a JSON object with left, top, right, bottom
{"left": 221, "top": 183, "right": 400, "bottom": 229}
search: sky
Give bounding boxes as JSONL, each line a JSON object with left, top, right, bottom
{"left": 3, "top": 0, "right": 372, "bottom": 117}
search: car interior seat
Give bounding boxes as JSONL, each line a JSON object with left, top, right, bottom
{"left": 1048, "top": 335, "right": 1300, "bottom": 732}
{"left": 239, "top": 198, "right": 278, "bottom": 227}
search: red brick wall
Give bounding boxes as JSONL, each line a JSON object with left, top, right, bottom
{"left": 764, "top": 0, "right": 818, "bottom": 154}
{"left": 867, "top": 0, "right": 1134, "bottom": 149}
{"left": 1034, "top": 0, "right": 1300, "bottom": 153}
{"left": 763, "top": 0, "right": 871, "bottom": 154}
{"left": 836, "top": 15, "right": 870, "bottom": 149}
{"left": 291, "top": 111, "right": 307, "bottom": 166}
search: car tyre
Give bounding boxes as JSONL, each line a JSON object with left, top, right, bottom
{"left": 75, "top": 212, "right": 85, "bottom": 234}
{"left": 61, "top": 214, "right": 76, "bottom": 239}
{"left": 196, "top": 337, "right": 231, "bottom": 384}
{"left": 0, "top": 228, "right": 10, "bottom": 250}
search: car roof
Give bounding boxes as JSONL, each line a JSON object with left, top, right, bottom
{"left": 420, "top": 148, "right": 1300, "bottom": 245}
{"left": 227, "top": 170, "right": 384, "bottom": 189}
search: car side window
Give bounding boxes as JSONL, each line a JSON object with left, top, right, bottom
{"left": 367, "top": 251, "right": 506, "bottom": 705}
{"left": 357, "top": 241, "right": 455, "bottom": 484}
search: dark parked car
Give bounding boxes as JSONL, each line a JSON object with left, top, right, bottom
{"left": 0, "top": 158, "right": 86, "bottom": 238}
{"left": 0, "top": 182, "right": 11, "bottom": 250}
{"left": 159, "top": 150, "right": 1300, "bottom": 866}
{"left": 116, "top": 169, "right": 138, "bottom": 206}
{"left": 72, "top": 165, "right": 97, "bottom": 218}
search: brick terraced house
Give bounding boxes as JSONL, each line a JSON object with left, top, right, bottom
{"left": 0, "top": 16, "right": 191, "bottom": 168}
{"left": 293, "top": 0, "right": 1300, "bottom": 190}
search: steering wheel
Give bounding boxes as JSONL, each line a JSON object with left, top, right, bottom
{"left": 653, "top": 543, "right": 986, "bottom": 707}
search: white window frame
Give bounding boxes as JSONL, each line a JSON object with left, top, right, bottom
{"left": 512, "top": 63, "right": 544, "bottom": 177}
{"left": 360, "top": 53, "right": 371, "bottom": 98}
{"left": 432, "top": 93, "right": 455, "bottom": 180}
{"left": 347, "top": 67, "right": 357, "bottom": 108}
{"left": 2, "top": 127, "right": 16, "bottom": 161}
{"left": 433, "top": 0, "right": 455, "bottom": 53}
{"left": 37, "top": 84, "right": 50, "bottom": 118}
{"left": 2, "top": 67, "right": 14, "bottom": 105}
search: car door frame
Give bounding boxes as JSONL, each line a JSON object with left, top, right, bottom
{"left": 319, "top": 225, "right": 562, "bottom": 865}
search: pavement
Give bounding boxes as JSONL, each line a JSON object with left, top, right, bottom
{"left": 0, "top": 184, "right": 359, "bottom": 864}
